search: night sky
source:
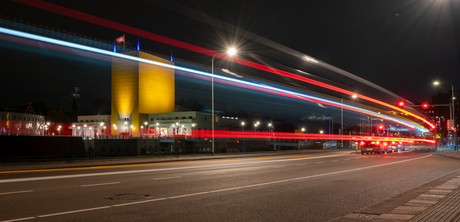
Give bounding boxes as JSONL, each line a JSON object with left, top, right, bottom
{"left": 1, "top": 0, "right": 459, "bottom": 113}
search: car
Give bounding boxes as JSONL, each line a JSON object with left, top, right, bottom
{"left": 360, "top": 141, "right": 388, "bottom": 155}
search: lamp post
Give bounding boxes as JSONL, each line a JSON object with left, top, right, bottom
{"left": 341, "top": 94, "right": 357, "bottom": 150}
{"left": 144, "top": 121, "right": 148, "bottom": 138}
{"left": 211, "top": 48, "right": 236, "bottom": 156}
{"left": 241, "top": 122, "right": 245, "bottom": 145}
{"left": 156, "top": 123, "right": 159, "bottom": 137}
{"left": 192, "top": 123, "right": 196, "bottom": 137}
{"left": 434, "top": 81, "right": 456, "bottom": 149}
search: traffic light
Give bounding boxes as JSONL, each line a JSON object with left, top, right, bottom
{"left": 422, "top": 102, "right": 429, "bottom": 109}
{"left": 378, "top": 124, "right": 385, "bottom": 134}
{"left": 398, "top": 100, "right": 406, "bottom": 108}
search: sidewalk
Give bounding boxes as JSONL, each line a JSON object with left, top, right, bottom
{"left": 0, "top": 149, "right": 341, "bottom": 172}
{"left": 335, "top": 147, "right": 460, "bottom": 222}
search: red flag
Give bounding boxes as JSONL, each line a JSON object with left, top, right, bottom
{"left": 115, "top": 35, "right": 125, "bottom": 43}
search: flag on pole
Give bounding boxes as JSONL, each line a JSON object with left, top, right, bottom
{"left": 115, "top": 35, "right": 125, "bottom": 43}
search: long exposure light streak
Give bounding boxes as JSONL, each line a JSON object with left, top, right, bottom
{"left": 0, "top": 27, "right": 426, "bottom": 131}
{"left": 0, "top": 120, "right": 435, "bottom": 144}
{"left": 12, "top": 0, "right": 435, "bottom": 129}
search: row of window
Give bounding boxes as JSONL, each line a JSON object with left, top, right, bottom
{"left": 150, "top": 116, "right": 196, "bottom": 121}
{"left": 79, "top": 119, "right": 106, "bottom": 122}
{"left": 0, "top": 115, "right": 42, "bottom": 121}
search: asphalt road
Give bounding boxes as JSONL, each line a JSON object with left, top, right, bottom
{"left": 1, "top": 149, "right": 459, "bottom": 222}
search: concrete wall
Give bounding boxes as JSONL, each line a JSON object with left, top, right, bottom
{"left": 0, "top": 135, "right": 86, "bottom": 159}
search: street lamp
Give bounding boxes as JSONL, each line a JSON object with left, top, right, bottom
{"left": 241, "top": 122, "right": 245, "bottom": 145}
{"left": 144, "top": 121, "right": 148, "bottom": 137}
{"left": 211, "top": 47, "right": 237, "bottom": 156}
{"left": 434, "top": 81, "right": 456, "bottom": 149}
{"left": 341, "top": 94, "right": 357, "bottom": 149}
{"left": 192, "top": 123, "right": 196, "bottom": 136}
{"left": 156, "top": 122, "right": 159, "bottom": 137}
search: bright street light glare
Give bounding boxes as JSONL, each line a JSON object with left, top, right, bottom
{"left": 434, "top": 81, "right": 439, "bottom": 85}
{"left": 227, "top": 48, "right": 236, "bottom": 55}
{"left": 352, "top": 94, "right": 357, "bottom": 98}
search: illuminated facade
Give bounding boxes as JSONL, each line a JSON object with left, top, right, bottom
{"left": 0, "top": 112, "right": 45, "bottom": 135}
{"left": 111, "top": 51, "right": 175, "bottom": 136}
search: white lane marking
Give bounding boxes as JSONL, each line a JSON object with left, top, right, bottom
{"left": 3, "top": 154, "right": 432, "bottom": 221}
{"left": 242, "top": 168, "right": 263, "bottom": 171}
{"left": 112, "top": 198, "right": 167, "bottom": 207}
{"left": 37, "top": 206, "right": 111, "bottom": 218}
{"left": 81, "top": 182, "right": 120, "bottom": 187}
{"left": 0, "top": 217, "right": 35, "bottom": 222}
{"left": 296, "top": 164, "right": 307, "bottom": 166}
{"left": 204, "top": 171, "right": 233, "bottom": 175}
{"left": 153, "top": 176, "right": 181, "bottom": 181}
{"left": 316, "top": 162, "right": 324, "bottom": 164}
{"left": 331, "top": 160, "right": 338, "bottom": 162}
{"left": 0, "top": 154, "right": 346, "bottom": 184}
{"left": 0, "top": 190, "right": 33, "bottom": 196}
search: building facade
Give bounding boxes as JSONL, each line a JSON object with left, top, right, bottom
{"left": 111, "top": 51, "right": 175, "bottom": 137}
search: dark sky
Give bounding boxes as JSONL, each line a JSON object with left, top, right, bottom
{"left": 1, "top": 0, "right": 459, "bottom": 110}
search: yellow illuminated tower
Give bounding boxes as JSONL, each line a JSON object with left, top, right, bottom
{"left": 111, "top": 51, "right": 175, "bottom": 136}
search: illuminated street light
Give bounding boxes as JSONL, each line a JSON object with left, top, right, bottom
{"left": 212, "top": 48, "right": 237, "bottom": 156}
{"left": 342, "top": 94, "right": 357, "bottom": 149}
{"left": 434, "top": 81, "right": 456, "bottom": 148}
{"left": 320, "top": 130, "right": 323, "bottom": 134}
{"left": 301, "top": 128, "right": 305, "bottom": 132}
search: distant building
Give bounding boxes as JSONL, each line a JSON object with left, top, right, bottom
{"left": 0, "top": 111, "right": 45, "bottom": 135}
{"left": 146, "top": 111, "right": 215, "bottom": 137}
{"left": 111, "top": 51, "right": 175, "bottom": 137}
{"left": 71, "top": 115, "right": 111, "bottom": 138}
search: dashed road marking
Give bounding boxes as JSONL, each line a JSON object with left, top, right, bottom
{"left": 81, "top": 182, "right": 120, "bottom": 187}
{"left": 153, "top": 176, "right": 181, "bottom": 180}
{"left": 0, "top": 190, "right": 33, "bottom": 196}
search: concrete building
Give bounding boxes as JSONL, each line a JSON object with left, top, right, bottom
{"left": 0, "top": 111, "right": 45, "bottom": 135}
{"left": 71, "top": 115, "right": 111, "bottom": 138}
{"left": 111, "top": 51, "right": 175, "bottom": 137}
{"left": 146, "top": 111, "right": 215, "bottom": 137}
